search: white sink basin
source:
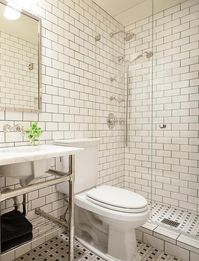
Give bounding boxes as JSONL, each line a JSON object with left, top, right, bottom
{"left": 0, "top": 159, "right": 50, "bottom": 186}
{"left": 0, "top": 145, "right": 83, "bottom": 186}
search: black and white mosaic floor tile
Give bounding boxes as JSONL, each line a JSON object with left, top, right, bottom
{"left": 16, "top": 233, "right": 182, "bottom": 261}
{"left": 137, "top": 241, "right": 181, "bottom": 261}
{"left": 151, "top": 202, "right": 199, "bottom": 237}
{"left": 15, "top": 234, "right": 104, "bottom": 261}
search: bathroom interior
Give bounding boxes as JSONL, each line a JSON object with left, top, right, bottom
{"left": 0, "top": 0, "right": 198, "bottom": 260}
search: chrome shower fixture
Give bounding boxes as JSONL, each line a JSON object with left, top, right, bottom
{"left": 107, "top": 113, "right": 116, "bottom": 129}
{"left": 110, "top": 30, "right": 122, "bottom": 38}
{"left": 110, "top": 96, "right": 125, "bottom": 103}
{"left": 110, "top": 77, "right": 117, "bottom": 82}
{"left": 124, "top": 32, "right": 135, "bottom": 41}
{"left": 107, "top": 113, "right": 124, "bottom": 129}
{"left": 118, "top": 56, "right": 124, "bottom": 63}
{"left": 95, "top": 34, "right": 101, "bottom": 41}
{"left": 130, "top": 51, "right": 153, "bottom": 63}
{"left": 143, "top": 51, "right": 153, "bottom": 59}
{"left": 110, "top": 30, "right": 135, "bottom": 41}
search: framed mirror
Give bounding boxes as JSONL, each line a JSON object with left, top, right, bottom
{"left": 0, "top": 1, "right": 41, "bottom": 112}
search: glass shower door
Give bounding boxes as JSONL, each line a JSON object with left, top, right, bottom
{"left": 151, "top": 0, "right": 199, "bottom": 241}
{"left": 124, "top": 0, "right": 154, "bottom": 218}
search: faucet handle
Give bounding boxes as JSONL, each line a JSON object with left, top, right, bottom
{"left": 14, "top": 124, "right": 25, "bottom": 134}
{"left": 3, "top": 124, "right": 12, "bottom": 132}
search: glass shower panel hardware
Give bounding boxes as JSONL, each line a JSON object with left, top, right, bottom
{"left": 107, "top": 113, "right": 116, "bottom": 129}
{"left": 95, "top": 34, "right": 101, "bottom": 41}
{"left": 110, "top": 77, "right": 117, "bottom": 82}
{"left": 124, "top": 0, "right": 154, "bottom": 224}
{"left": 159, "top": 124, "right": 166, "bottom": 129}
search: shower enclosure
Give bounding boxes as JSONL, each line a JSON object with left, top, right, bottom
{"left": 98, "top": 0, "right": 199, "bottom": 247}
{"left": 123, "top": 0, "right": 199, "bottom": 245}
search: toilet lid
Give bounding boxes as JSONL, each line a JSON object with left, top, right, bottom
{"left": 87, "top": 185, "right": 147, "bottom": 212}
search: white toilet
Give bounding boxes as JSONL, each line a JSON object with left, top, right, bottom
{"left": 55, "top": 138, "right": 149, "bottom": 261}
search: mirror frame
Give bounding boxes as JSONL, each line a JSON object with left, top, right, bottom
{"left": 0, "top": 0, "right": 41, "bottom": 112}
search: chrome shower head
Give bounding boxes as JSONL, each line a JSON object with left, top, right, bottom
{"left": 129, "top": 51, "right": 153, "bottom": 63}
{"left": 110, "top": 30, "right": 135, "bottom": 41}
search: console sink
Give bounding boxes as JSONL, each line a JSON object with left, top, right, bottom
{"left": 0, "top": 146, "right": 46, "bottom": 153}
{"left": 0, "top": 145, "right": 83, "bottom": 186}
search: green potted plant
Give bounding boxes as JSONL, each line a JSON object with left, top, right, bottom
{"left": 25, "top": 122, "right": 43, "bottom": 146}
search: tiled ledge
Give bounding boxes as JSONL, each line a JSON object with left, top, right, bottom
{"left": 136, "top": 221, "right": 199, "bottom": 261}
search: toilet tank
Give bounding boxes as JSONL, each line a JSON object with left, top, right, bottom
{"left": 54, "top": 138, "right": 100, "bottom": 194}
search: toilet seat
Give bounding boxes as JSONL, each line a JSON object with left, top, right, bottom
{"left": 87, "top": 197, "right": 148, "bottom": 213}
{"left": 86, "top": 185, "right": 148, "bottom": 213}
{"left": 75, "top": 186, "right": 149, "bottom": 222}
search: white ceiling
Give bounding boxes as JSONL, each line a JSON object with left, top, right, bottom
{"left": 93, "top": 0, "right": 186, "bottom": 26}
{"left": 93, "top": 0, "right": 146, "bottom": 17}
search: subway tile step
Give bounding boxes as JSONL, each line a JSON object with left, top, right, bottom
{"left": 136, "top": 221, "right": 199, "bottom": 261}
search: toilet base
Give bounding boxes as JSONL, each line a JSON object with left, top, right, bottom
{"left": 75, "top": 207, "right": 145, "bottom": 261}
{"left": 108, "top": 225, "right": 140, "bottom": 261}
{"left": 76, "top": 236, "right": 141, "bottom": 261}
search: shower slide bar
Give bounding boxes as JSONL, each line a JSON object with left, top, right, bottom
{"left": 0, "top": 155, "right": 75, "bottom": 261}
{"left": 124, "top": 74, "right": 130, "bottom": 147}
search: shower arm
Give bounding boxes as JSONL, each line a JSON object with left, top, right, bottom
{"left": 110, "top": 30, "right": 124, "bottom": 38}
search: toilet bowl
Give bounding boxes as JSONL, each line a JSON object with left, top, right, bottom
{"left": 54, "top": 138, "right": 149, "bottom": 261}
{"left": 75, "top": 185, "right": 149, "bottom": 261}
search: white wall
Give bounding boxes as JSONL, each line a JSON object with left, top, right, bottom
{"left": 124, "top": 0, "right": 199, "bottom": 213}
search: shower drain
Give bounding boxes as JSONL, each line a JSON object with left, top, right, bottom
{"left": 161, "top": 218, "right": 180, "bottom": 228}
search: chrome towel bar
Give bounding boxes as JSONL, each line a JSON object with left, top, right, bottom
{"left": 0, "top": 175, "right": 71, "bottom": 202}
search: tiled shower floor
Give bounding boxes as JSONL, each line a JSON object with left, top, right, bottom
{"left": 151, "top": 202, "right": 199, "bottom": 238}
{"left": 16, "top": 233, "right": 181, "bottom": 261}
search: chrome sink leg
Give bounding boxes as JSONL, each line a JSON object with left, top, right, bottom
{"left": 22, "top": 194, "right": 27, "bottom": 215}
{"left": 68, "top": 155, "right": 75, "bottom": 261}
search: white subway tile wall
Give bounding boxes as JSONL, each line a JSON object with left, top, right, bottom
{"left": 0, "top": 0, "right": 198, "bottom": 257}
{"left": 124, "top": 0, "right": 199, "bottom": 213}
{"left": 0, "top": 0, "right": 125, "bottom": 239}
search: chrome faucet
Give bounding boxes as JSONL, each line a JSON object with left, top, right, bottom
{"left": 3, "top": 124, "right": 25, "bottom": 134}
